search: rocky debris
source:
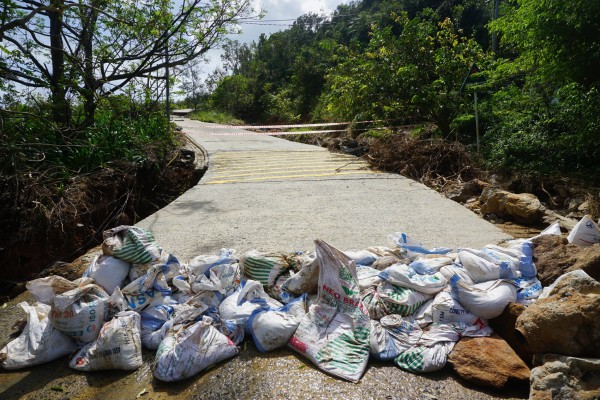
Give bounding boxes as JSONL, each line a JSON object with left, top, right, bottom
{"left": 532, "top": 235, "right": 600, "bottom": 286}
{"left": 480, "top": 188, "right": 543, "bottom": 225}
{"left": 515, "top": 271, "right": 600, "bottom": 357}
{"left": 443, "top": 179, "right": 488, "bottom": 204}
{"left": 448, "top": 333, "right": 530, "bottom": 389}
{"left": 530, "top": 354, "right": 600, "bottom": 400}
{"left": 489, "top": 303, "right": 534, "bottom": 365}
{"left": 541, "top": 209, "right": 578, "bottom": 231}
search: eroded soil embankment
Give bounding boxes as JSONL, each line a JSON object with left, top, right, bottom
{"left": 0, "top": 140, "right": 204, "bottom": 299}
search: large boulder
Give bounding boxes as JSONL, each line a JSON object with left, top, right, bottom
{"left": 530, "top": 354, "right": 600, "bottom": 400}
{"left": 480, "top": 188, "right": 543, "bottom": 225}
{"left": 532, "top": 235, "right": 600, "bottom": 286}
{"left": 489, "top": 303, "right": 534, "bottom": 365}
{"left": 515, "top": 271, "right": 600, "bottom": 357}
{"left": 448, "top": 333, "right": 530, "bottom": 389}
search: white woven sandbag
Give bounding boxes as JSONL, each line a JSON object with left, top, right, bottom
{"left": 153, "top": 320, "right": 239, "bottom": 382}
{"left": 370, "top": 315, "right": 422, "bottom": 360}
{"left": 379, "top": 264, "right": 448, "bottom": 295}
{"left": 69, "top": 311, "right": 142, "bottom": 371}
{"left": 248, "top": 295, "right": 306, "bottom": 352}
{"left": 450, "top": 275, "right": 517, "bottom": 319}
{"left": 28, "top": 276, "right": 110, "bottom": 343}
{"left": 1, "top": 302, "right": 77, "bottom": 369}
{"left": 218, "top": 280, "right": 282, "bottom": 326}
{"left": 288, "top": 240, "right": 371, "bottom": 383}
{"left": 457, "top": 249, "right": 519, "bottom": 283}
{"left": 356, "top": 265, "right": 383, "bottom": 291}
{"left": 430, "top": 291, "right": 482, "bottom": 326}
{"left": 102, "top": 225, "right": 161, "bottom": 264}
{"left": 83, "top": 255, "right": 130, "bottom": 294}
{"left": 377, "top": 282, "right": 432, "bottom": 316}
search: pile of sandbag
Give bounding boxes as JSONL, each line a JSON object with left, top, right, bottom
{"left": 2, "top": 216, "right": 595, "bottom": 383}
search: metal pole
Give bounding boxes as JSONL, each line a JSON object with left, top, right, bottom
{"left": 492, "top": 0, "right": 500, "bottom": 55}
{"left": 474, "top": 91, "right": 480, "bottom": 155}
{"left": 165, "top": 43, "right": 170, "bottom": 120}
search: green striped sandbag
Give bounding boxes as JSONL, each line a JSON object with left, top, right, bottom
{"left": 103, "top": 226, "right": 161, "bottom": 264}
{"left": 395, "top": 346, "right": 426, "bottom": 372}
{"left": 240, "top": 251, "right": 284, "bottom": 286}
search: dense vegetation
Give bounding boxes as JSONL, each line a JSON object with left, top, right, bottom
{"left": 192, "top": 0, "right": 600, "bottom": 183}
{"left": 0, "top": 0, "right": 254, "bottom": 289}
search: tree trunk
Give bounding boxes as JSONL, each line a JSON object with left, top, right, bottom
{"left": 49, "top": 1, "right": 69, "bottom": 127}
{"left": 82, "top": 3, "right": 99, "bottom": 128}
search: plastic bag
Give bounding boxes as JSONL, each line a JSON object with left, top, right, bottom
{"left": 567, "top": 215, "right": 600, "bottom": 246}
{"left": 394, "top": 324, "right": 458, "bottom": 373}
{"left": 376, "top": 282, "right": 432, "bottom": 316}
{"left": 140, "top": 303, "right": 208, "bottom": 350}
{"left": 281, "top": 254, "right": 319, "bottom": 296}
{"left": 389, "top": 233, "right": 452, "bottom": 260}
{"left": 69, "top": 311, "right": 142, "bottom": 371}
{"left": 218, "top": 280, "right": 282, "bottom": 327}
{"left": 187, "top": 248, "right": 237, "bottom": 277}
{"left": 102, "top": 225, "right": 161, "bottom": 264}
{"left": 513, "top": 276, "right": 543, "bottom": 304}
{"left": 457, "top": 249, "right": 519, "bottom": 283}
{"left": 27, "top": 276, "right": 111, "bottom": 343}
{"left": 428, "top": 291, "right": 484, "bottom": 326}
{"left": 379, "top": 264, "right": 447, "bottom": 295}
{"left": 240, "top": 250, "right": 287, "bottom": 287}
{"left": 450, "top": 275, "right": 517, "bottom": 319}
{"left": 504, "top": 239, "right": 537, "bottom": 278}
{"left": 288, "top": 240, "right": 371, "bottom": 382}
{"left": 370, "top": 315, "right": 422, "bottom": 361}
{"left": 409, "top": 257, "right": 453, "bottom": 275}
{"left": 0, "top": 302, "right": 77, "bottom": 369}
{"left": 83, "top": 255, "right": 130, "bottom": 294}
{"left": 344, "top": 250, "right": 378, "bottom": 266}
{"left": 153, "top": 320, "right": 239, "bottom": 382}
{"left": 356, "top": 266, "right": 383, "bottom": 291}
{"left": 247, "top": 295, "right": 306, "bottom": 352}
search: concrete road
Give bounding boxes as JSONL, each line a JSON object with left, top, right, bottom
{"left": 0, "top": 119, "right": 521, "bottom": 400}
{"left": 138, "top": 118, "right": 511, "bottom": 259}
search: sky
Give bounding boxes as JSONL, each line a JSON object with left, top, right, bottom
{"left": 199, "top": 0, "right": 350, "bottom": 79}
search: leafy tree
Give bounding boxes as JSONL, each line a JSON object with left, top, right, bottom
{"left": 319, "top": 12, "right": 488, "bottom": 136}
{"left": 0, "top": 0, "right": 255, "bottom": 127}
{"left": 490, "top": 0, "right": 600, "bottom": 87}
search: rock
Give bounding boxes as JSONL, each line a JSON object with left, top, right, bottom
{"left": 568, "top": 197, "right": 585, "bottom": 212}
{"left": 489, "top": 303, "right": 534, "bottom": 365}
{"left": 532, "top": 235, "right": 600, "bottom": 286}
{"left": 480, "top": 187, "right": 543, "bottom": 225}
{"left": 530, "top": 354, "right": 600, "bottom": 400}
{"left": 448, "top": 333, "right": 530, "bottom": 389}
{"left": 444, "top": 180, "right": 482, "bottom": 204}
{"left": 541, "top": 209, "right": 578, "bottom": 232}
{"left": 515, "top": 271, "right": 600, "bottom": 357}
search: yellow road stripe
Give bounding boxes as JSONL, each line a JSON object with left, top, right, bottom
{"left": 211, "top": 161, "right": 369, "bottom": 172}
{"left": 210, "top": 166, "right": 370, "bottom": 179}
{"left": 212, "top": 155, "right": 356, "bottom": 164}
{"left": 206, "top": 170, "right": 379, "bottom": 185}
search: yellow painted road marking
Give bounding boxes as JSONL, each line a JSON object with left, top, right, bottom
{"left": 206, "top": 170, "right": 380, "bottom": 185}
{"left": 210, "top": 166, "right": 369, "bottom": 179}
{"left": 206, "top": 151, "right": 375, "bottom": 184}
{"left": 212, "top": 161, "right": 369, "bottom": 172}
